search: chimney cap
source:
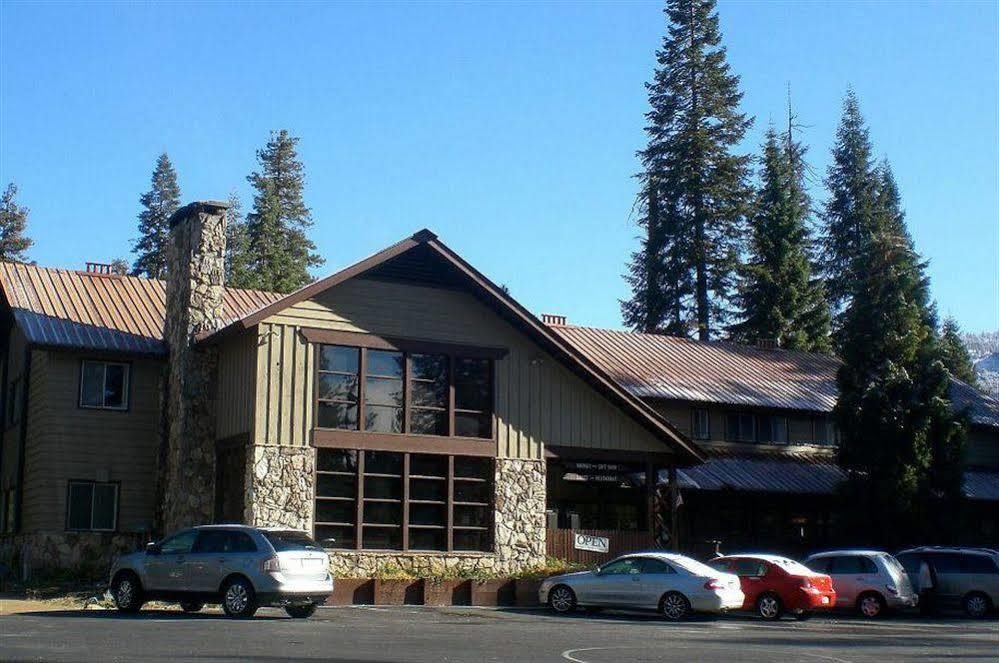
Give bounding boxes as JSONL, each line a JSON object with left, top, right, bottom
{"left": 168, "top": 200, "right": 231, "bottom": 228}
{"left": 541, "top": 313, "right": 568, "bottom": 326}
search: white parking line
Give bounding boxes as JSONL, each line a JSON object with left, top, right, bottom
{"left": 561, "top": 645, "right": 855, "bottom": 663}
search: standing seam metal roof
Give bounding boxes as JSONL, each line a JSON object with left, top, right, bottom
{"left": 0, "top": 262, "right": 282, "bottom": 355}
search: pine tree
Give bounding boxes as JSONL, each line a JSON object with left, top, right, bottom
{"left": 244, "top": 130, "right": 323, "bottom": 293}
{"left": 939, "top": 317, "right": 978, "bottom": 386}
{"left": 224, "top": 190, "right": 255, "bottom": 289}
{"left": 729, "top": 109, "right": 831, "bottom": 353}
{"left": 110, "top": 259, "right": 129, "bottom": 276}
{"left": 0, "top": 183, "right": 32, "bottom": 262}
{"left": 131, "top": 153, "right": 181, "bottom": 279}
{"left": 822, "top": 90, "right": 878, "bottom": 324}
{"left": 834, "top": 161, "right": 965, "bottom": 546}
{"left": 622, "top": 0, "right": 752, "bottom": 340}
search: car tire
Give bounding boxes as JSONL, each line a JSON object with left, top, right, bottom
{"left": 660, "top": 591, "right": 691, "bottom": 621}
{"left": 756, "top": 593, "right": 783, "bottom": 620}
{"left": 180, "top": 601, "right": 204, "bottom": 613}
{"left": 111, "top": 572, "right": 144, "bottom": 614}
{"left": 794, "top": 610, "right": 814, "bottom": 621}
{"left": 221, "top": 577, "right": 258, "bottom": 619}
{"left": 962, "top": 592, "right": 991, "bottom": 619}
{"left": 548, "top": 585, "right": 577, "bottom": 614}
{"left": 856, "top": 592, "right": 885, "bottom": 619}
{"left": 285, "top": 603, "right": 318, "bottom": 619}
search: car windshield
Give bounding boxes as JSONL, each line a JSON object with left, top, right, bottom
{"left": 772, "top": 558, "right": 815, "bottom": 575}
{"left": 263, "top": 530, "right": 323, "bottom": 552}
{"left": 670, "top": 556, "right": 722, "bottom": 577}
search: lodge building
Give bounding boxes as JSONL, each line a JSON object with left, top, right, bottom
{"left": 1, "top": 201, "right": 996, "bottom": 576}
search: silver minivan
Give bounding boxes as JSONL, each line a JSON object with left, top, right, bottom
{"left": 804, "top": 550, "right": 917, "bottom": 618}
{"left": 896, "top": 547, "right": 999, "bottom": 618}
{"left": 109, "top": 525, "right": 334, "bottom": 618}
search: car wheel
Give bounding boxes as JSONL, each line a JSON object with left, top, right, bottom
{"left": 756, "top": 593, "right": 783, "bottom": 620}
{"left": 285, "top": 603, "right": 318, "bottom": 619}
{"left": 794, "top": 610, "right": 814, "bottom": 621}
{"left": 221, "top": 577, "right": 258, "bottom": 619}
{"left": 180, "top": 601, "right": 204, "bottom": 613}
{"left": 962, "top": 592, "right": 991, "bottom": 619}
{"left": 112, "top": 572, "right": 144, "bottom": 613}
{"left": 548, "top": 585, "right": 577, "bottom": 614}
{"left": 660, "top": 591, "right": 691, "bottom": 621}
{"left": 857, "top": 592, "right": 885, "bottom": 619}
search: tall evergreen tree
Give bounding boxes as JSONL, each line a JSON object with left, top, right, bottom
{"left": 821, "top": 90, "right": 878, "bottom": 325}
{"left": 244, "top": 130, "right": 323, "bottom": 293}
{"left": 109, "top": 258, "right": 129, "bottom": 276}
{"left": 224, "top": 190, "right": 255, "bottom": 289}
{"left": 939, "top": 317, "right": 978, "bottom": 386}
{"left": 834, "top": 161, "right": 965, "bottom": 546}
{"left": 0, "top": 183, "right": 32, "bottom": 262}
{"left": 622, "top": 0, "right": 752, "bottom": 340}
{"left": 729, "top": 110, "right": 831, "bottom": 352}
{"left": 132, "top": 153, "right": 181, "bottom": 279}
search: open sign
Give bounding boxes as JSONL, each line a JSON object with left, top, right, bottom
{"left": 573, "top": 533, "right": 610, "bottom": 553}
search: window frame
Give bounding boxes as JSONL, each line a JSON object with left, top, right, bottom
{"left": 78, "top": 360, "right": 130, "bottom": 411}
{"left": 64, "top": 480, "right": 119, "bottom": 532}
{"left": 725, "top": 412, "right": 757, "bottom": 443}
{"left": 690, "top": 408, "right": 710, "bottom": 440}
{"left": 314, "top": 343, "right": 496, "bottom": 443}
{"left": 314, "top": 449, "right": 494, "bottom": 554}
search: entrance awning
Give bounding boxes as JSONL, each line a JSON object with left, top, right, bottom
{"left": 672, "top": 455, "right": 845, "bottom": 495}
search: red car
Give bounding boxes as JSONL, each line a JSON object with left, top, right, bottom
{"left": 708, "top": 554, "right": 836, "bottom": 620}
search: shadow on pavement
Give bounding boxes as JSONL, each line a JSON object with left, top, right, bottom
{"left": 11, "top": 609, "right": 286, "bottom": 621}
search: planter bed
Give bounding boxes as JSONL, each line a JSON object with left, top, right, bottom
{"left": 374, "top": 579, "right": 424, "bottom": 605}
{"left": 470, "top": 579, "right": 515, "bottom": 606}
{"left": 327, "top": 579, "right": 374, "bottom": 606}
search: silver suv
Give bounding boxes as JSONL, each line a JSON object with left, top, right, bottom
{"left": 803, "top": 550, "right": 917, "bottom": 618}
{"left": 109, "top": 525, "right": 334, "bottom": 618}
{"left": 896, "top": 547, "right": 999, "bottom": 618}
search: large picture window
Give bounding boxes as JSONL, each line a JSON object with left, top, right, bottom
{"left": 316, "top": 344, "right": 493, "bottom": 440}
{"left": 314, "top": 449, "right": 494, "bottom": 552}
{"left": 79, "top": 360, "right": 129, "bottom": 410}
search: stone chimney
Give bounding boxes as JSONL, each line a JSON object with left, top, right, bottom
{"left": 160, "top": 201, "right": 228, "bottom": 533}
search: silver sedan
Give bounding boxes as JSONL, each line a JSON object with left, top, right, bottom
{"left": 539, "top": 552, "right": 743, "bottom": 621}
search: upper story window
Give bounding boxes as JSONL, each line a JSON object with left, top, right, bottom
{"left": 758, "top": 415, "right": 788, "bottom": 444}
{"left": 79, "top": 360, "right": 129, "bottom": 410}
{"left": 726, "top": 412, "right": 757, "bottom": 443}
{"left": 691, "top": 408, "right": 710, "bottom": 440}
{"left": 317, "top": 344, "right": 493, "bottom": 440}
{"left": 6, "top": 377, "right": 22, "bottom": 426}
{"left": 66, "top": 480, "right": 117, "bottom": 531}
{"left": 813, "top": 417, "right": 838, "bottom": 446}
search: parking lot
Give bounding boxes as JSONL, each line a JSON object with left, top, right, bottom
{"left": 1, "top": 605, "right": 997, "bottom": 662}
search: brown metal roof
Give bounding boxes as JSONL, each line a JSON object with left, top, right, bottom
{"left": 551, "top": 324, "right": 999, "bottom": 429}
{"left": 0, "top": 261, "right": 282, "bottom": 356}
{"left": 551, "top": 325, "right": 841, "bottom": 413}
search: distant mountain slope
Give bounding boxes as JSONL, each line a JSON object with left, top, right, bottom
{"left": 964, "top": 330, "right": 999, "bottom": 398}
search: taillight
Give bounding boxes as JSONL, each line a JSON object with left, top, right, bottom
{"left": 262, "top": 557, "right": 282, "bottom": 573}
{"left": 704, "top": 579, "right": 725, "bottom": 590}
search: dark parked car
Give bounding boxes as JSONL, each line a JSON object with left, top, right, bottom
{"left": 895, "top": 547, "right": 999, "bottom": 618}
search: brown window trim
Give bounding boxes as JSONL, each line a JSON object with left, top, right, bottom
{"left": 314, "top": 448, "right": 495, "bottom": 553}
{"left": 64, "top": 479, "right": 120, "bottom": 533}
{"left": 77, "top": 359, "right": 131, "bottom": 412}
{"left": 300, "top": 328, "right": 508, "bottom": 360}
{"left": 313, "top": 338, "right": 497, "bottom": 443}
{"left": 312, "top": 429, "right": 496, "bottom": 457}
{"left": 690, "top": 408, "right": 710, "bottom": 441}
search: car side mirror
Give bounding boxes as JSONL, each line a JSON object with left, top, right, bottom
{"left": 594, "top": 565, "right": 603, "bottom": 575}
{"left": 146, "top": 542, "right": 160, "bottom": 555}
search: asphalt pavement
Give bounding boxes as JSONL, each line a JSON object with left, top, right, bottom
{"left": 1, "top": 605, "right": 997, "bottom": 662}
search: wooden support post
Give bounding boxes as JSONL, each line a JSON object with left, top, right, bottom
{"left": 645, "top": 461, "right": 656, "bottom": 545}
{"left": 668, "top": 465, "right": 679, "bottom": 552}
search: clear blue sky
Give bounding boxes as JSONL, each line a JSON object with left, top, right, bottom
{"left": 1, "top": 1, "right": 996, "bottom": 333}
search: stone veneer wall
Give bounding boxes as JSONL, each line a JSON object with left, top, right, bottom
{"left": 161, "top": 202, "right": 227, "bottom": 533}
{"left": 244, "top": 445, "right": 315, "bottom": 530}
{"left": 325, "top": 457, "right": 546, "bottom": 578}
{"left": 0, "top": 532, "right": 150, "bottom": 580}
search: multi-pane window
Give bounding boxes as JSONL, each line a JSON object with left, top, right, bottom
{"left": 726, "top": 412, "right": 756, "bottom": 442}
{"left": 691, "top": 409, "right": 710, "bottom": 440}
{"left": 79, "top": 361, "right": 129, "bottom": 410}
{"left": 7, "top": 377, "right": 22, "bottom": 425}
{"left": 314, "top": 449, "right": 494, "bottom": 552}
{"left": 758, "top": 415, "right": 788, "bottom": 444}
{"left": 66, "top": 481, "right": 117, "bottom": 531}
{"left": 316, "top": 344, "right": 493, "bottom": 439}
{"left": 317, "top": 346, "right": 360, "bottom": 430}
